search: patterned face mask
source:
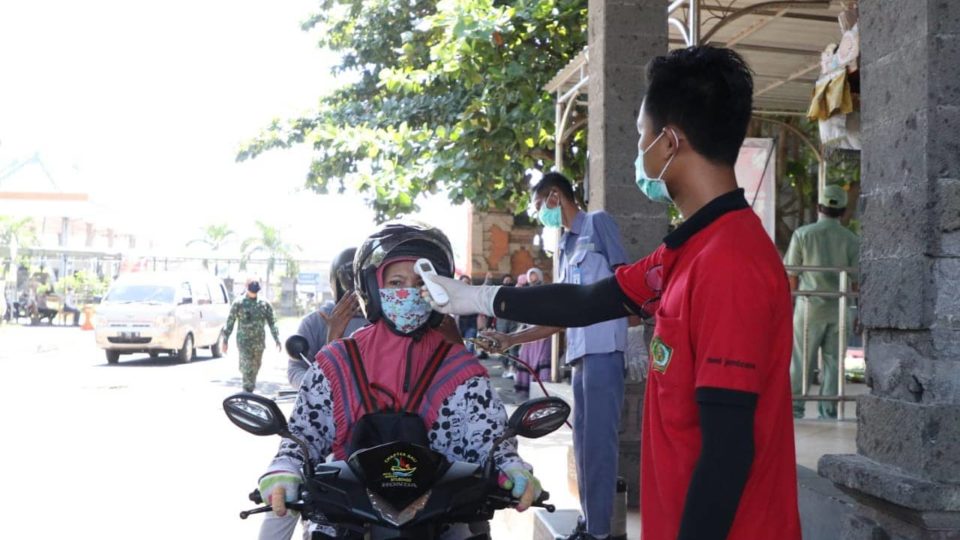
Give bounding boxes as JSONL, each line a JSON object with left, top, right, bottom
{"left": 379, "top": 287, "right": 433, "bottom": 334}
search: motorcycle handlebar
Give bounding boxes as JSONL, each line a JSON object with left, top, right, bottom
{"left": 242, "top": 482, "right": 555, "bottom": 522}
{"left": 239, "top": 502, "right": 306, "bottom": 520}
{"left": 242, "top": 489, "right": 306, "bottom": 520}
{"left": 243, "top": 488, "right": 308, "bottom": 519}
{"left": 486, "top": 488, "right": 554, "bottom": 512}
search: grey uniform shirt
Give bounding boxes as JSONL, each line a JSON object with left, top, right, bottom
{"left": 559, "top": 210, "right": 630, "bottom": 362}
{"left": 287, "top": 302, "right": 368, "bottom": 388}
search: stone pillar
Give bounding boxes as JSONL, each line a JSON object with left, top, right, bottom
{"left": 817, "top": 1, "right": 960, "bottom": 537}
{"left": 586, "top": 0, "right": 668, "bottom": 511}
{"left": 587, "top": 0, "right": 669, "bottom": 262}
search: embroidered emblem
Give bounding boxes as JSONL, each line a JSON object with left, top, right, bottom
{"left": 650, "top": 336, "right": 673, "bottom": 374}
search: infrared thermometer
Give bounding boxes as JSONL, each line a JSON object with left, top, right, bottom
{"left": 415, "top": 258, "right": 449, "bottom": 306}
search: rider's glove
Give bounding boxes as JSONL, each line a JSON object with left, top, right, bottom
{"left": 258, "top": 471, "right": 301, "bottom": 506}
{"left": 498, "top": 464, "right": 542, "bottom": 512}
{"left": 420, "top": 274, "right": 499, "bottom": 317}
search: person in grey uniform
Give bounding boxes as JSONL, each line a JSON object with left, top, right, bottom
{"left": 481, "top": 173, "right": 629, "bottom": 540}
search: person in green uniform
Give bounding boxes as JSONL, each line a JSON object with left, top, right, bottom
{"left": 784, "top": 184, "right": 860, "bottom": 418}
{"left": 223, "top": 279, "right": 281, "bottom": 393}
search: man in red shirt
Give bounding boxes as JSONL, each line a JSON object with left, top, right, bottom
{"left": 424, "top": 46, "right": 801, "bottom": 540}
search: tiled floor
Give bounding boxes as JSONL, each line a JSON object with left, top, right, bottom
{"left": 484, "top": 358, "right": 866, "bottom": 539}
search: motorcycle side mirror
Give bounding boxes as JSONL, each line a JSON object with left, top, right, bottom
{"left": 223, "top": 393, "right": 289, "bottom": 437}
{"left": 484, "top": 397, "right": 571, "bottom": 479}
{"left": 223, "top": 392, "right": 315, "bottom": 479}
{"left": 285, "top": 334, "right": 310, "bottom": 360}
{"left": 507, "top": 397, "right": 571, "bottom": 439}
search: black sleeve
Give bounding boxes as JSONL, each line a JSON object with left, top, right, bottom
{"left": 492, "top": 276, "right": 644, "bottom": 328}
{"left": 677, "top": 388, "right": 757, "bottom": 540}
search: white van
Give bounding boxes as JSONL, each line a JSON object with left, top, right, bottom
{"left": 94, "top": 271, "right": 230, "bottom": 364}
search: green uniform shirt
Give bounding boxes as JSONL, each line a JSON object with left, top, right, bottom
{"left": 784, "top": 216, "right": 860, "bottom": 322}
{"left": 224, "top": 295, "right": 280, "bottom": 351}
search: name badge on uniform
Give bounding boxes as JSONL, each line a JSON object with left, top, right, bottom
{"left": 570, "top": 267, "right": 582, "bottom": 285}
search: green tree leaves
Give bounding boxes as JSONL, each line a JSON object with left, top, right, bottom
{"left": 237, "top": 0, "right": 587, "bottom": 221}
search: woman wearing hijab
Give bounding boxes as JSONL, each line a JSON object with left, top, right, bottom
{"left": 510, "top": 268, "right": 553, "bottom": 398}
{"left": 257, "top": 221, "right": 542, "bottom": 539}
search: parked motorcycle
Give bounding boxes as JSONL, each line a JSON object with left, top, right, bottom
{"left": 223, "top": 387, "right": 570, "bottom": 539}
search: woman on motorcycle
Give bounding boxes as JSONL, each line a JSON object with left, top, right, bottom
{"left": 258, "top": 221, "right": 542, "bottom": 538}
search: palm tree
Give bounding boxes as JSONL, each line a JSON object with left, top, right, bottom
{"left": 186, "top": 224, "right": 235, "bottom": 275}
{"left": 0, "top": 216, "right": 37, "bottom": 279}
{"left": 240, "top": 221, "right": 300, "bottom": 298}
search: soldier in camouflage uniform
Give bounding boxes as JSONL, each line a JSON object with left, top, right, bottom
{"left": 223, "top": 280, "right": 281, "bottom": 392}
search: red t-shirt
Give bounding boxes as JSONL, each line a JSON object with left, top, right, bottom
{"left": 615, "top": 204, "right": 800, "bottom": 540}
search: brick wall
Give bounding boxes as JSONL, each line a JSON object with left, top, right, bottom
{"left": 468, "top": 209, "right": 553, "bottom": 283}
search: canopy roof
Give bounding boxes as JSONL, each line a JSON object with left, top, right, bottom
{"left": 546, "top": 0, "right": 845, "bottom": 114}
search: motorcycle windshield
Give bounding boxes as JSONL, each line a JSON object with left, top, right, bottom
{"left": 349, "top": 441, "right": 449, "bottom": 509}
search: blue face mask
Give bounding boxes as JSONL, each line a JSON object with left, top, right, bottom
{"left": 379, "top": 287, "right": 433, "bottom": 334}
{"left": 635, "top": 130, "right": 676, "bottom": 204}
{"left": 537, "top": 191, "right": 563, "bottom": 228}
{"left": 538, "top": 206, "right": 562, "bottom": 228}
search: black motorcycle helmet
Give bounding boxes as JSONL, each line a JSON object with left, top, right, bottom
{"left": 354, "top": 220, "right": 454, "bottom": 333}
{"left": 330, "top": 247, "right": 357, "bottom": 302}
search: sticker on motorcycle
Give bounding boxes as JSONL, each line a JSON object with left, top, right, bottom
{"left": 382, "top": 451, "right": 419, "bottom": 487}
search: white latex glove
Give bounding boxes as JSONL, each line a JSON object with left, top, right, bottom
{"left": 420, "top": 274, "right": 500, "bottom": 317}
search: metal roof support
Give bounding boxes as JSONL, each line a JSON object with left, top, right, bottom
{"left": 752, "top": 115, "right": 827, "bottom": 193}
{"left": 701, "top": 3, "right": 836, "bottom": 23}
{"left": 689, "top": 0, "right": 701, "bottom": 45}
{"left": 669, "top": 0, "right": 699, "bottom": 46}
{"left": 724, "top": 8, "right": 789, "bottom": 47}
{"left": 752, "top": 109, "right": 811, "bottom": 117}
{"left": 751, "top": 115, "right": 821, "bottom": 162}
{"left": 669, "top": 17, "right": 691, "bottom": 45}
{"left": 551, "top": 51, "right": 590, "bottom": 172}
{"left": 558, "top": 76, "right": 590, "bottom": 105}
{"left": 667, "top": 38, "right": 824, "bottom": 56}
{"left": 700, "top": 0, "right": 830, "bottom": 43}
{"left": 554, "top": 99, "right": 563, "bottom": 170}
{"left": 756, "top": 61, "right": 821, "bottom": 96}
{"left": 554, "top": 86, "right": 588, "bottom": 172}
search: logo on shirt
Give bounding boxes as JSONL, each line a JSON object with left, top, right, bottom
{"left": 650, "top": 336, "right": 673, "bottom": 374}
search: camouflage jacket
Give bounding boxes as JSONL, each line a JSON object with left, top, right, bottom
{"left": 224, "top": 295, "right": 280, "bottom": 348}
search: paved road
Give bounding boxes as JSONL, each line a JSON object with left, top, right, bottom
{"left": 0, "top": 322, "right": 578, "bottom": 539}
{"left": 1, "top": 322, "right": 297, "bottom": 539}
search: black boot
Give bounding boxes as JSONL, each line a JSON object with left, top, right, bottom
{"left": 565, "top": 517, "right": 603, "bottom": 540}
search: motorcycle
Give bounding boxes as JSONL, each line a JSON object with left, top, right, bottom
{"left": 222, "top": 371, "right": 570, "bottom": 539}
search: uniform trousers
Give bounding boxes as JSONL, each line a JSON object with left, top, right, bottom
{"left": 571, "top": 351, "right": 624, "bottom": 537}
